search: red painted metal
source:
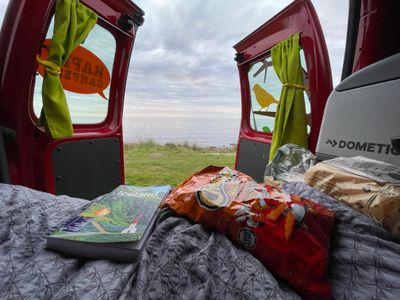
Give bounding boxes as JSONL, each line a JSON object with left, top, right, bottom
{"left": 352, "top": 0, "right": 400, "bottom": 73}
{"left": 0, "top": 0, "right": 143, "bottom": 193}
{"left": 233, "top": 0, "right": 333, "bottom": 167}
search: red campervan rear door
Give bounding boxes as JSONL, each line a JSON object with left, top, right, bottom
{"left": 0, "top": 0, "right": 143, "bottom": 199}
{"left": 233, "top": 0, "right": 332, "bottom": 182}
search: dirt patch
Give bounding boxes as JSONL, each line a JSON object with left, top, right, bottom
{"left": 149, "top": 153, "right": 165, "bottom": 159}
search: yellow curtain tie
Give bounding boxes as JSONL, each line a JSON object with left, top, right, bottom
{"left": 282, "top": 83, "right": 307, "bottom": 90}
{"left": 36, "top": 55, "right": 61, "bottom": 76}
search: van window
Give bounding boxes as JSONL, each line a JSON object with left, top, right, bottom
{"left": 33, "top": 19, "right": 116, "bottom": 124}
{"left": 248, "top": 49, "right": 311, "bottom": 134}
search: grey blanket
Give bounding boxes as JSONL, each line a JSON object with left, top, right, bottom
{"left": 283, "top": 182, "right": 400, "bottom": 300}
{"left": 0, "top": 182, "right": 399, "bottom": 299}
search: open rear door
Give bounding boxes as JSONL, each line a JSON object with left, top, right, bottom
{"left": 233, "top": 0, "right": 332, "bottom": 182}
{"left": 0, "top": 0, "right": 144, "bottom": 199}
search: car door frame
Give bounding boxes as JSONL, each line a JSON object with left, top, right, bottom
{"left": 0, "top": 0, "right": 144, "bottom": 199}
{"left": 233, "top": 0, "right": 333, "bottom": 181}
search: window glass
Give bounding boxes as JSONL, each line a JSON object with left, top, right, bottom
{"left": 33, "top": 19, "right": 116, "bottom": 124}
{"left": 300, "top": 49, "right": 311, "bottom": 133}
{"left": 248, "top": 49, "right": 311, "bottom": 134}
{"left": 248, "top": 57, "right": 280, "bottom": 133}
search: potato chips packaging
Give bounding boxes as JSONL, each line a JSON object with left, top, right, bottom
{"left": 305, "top": 157, "right": 400, "bottom": 237}
{"left": 164, "top": 166, "right": 335, "bottom": 300}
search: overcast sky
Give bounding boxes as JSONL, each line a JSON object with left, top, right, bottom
{"left": 127, "top": 0, "right": 348, "bottom": 119}
{"left": 0, "top": 0, "right": 348, "bottom": 119}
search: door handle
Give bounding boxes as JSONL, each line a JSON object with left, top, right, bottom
{"left": 391, "top": 136, "right": 400, "bottom": 153}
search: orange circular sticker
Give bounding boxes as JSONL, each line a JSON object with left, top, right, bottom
{"left": 37, "top": 39, "right": 111, "bottom": 100}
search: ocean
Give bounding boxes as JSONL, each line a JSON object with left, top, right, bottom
{"left": 122, "top": 116, "right": 241, "bottom": 147}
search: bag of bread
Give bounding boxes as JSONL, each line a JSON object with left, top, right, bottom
{"left": 164, "top": 166, "right": 335, "bottom": 300}
{"left": 305, "top": 156, "right": 400, "bottom": 237}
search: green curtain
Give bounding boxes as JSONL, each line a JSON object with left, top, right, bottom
{"left": 37, "top": 0, "right": 97, "bottom": 138}
{"left": 269, "top": 33, "right": 308, "bottom": 160}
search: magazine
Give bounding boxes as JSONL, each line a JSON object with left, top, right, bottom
{"left": 46, "top": 185, "right": 171, "bottom": 262}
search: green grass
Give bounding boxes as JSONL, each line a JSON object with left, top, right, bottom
{"left": 124, "top": 140, "right": 236, "bottom": 187}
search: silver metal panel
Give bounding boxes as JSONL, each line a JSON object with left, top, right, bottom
{"left": 337, "top": 53, "right": 400, "bottom": 91}
{"left": 236, "top": 138, "right": 270, "bottom": 182}
{"left": 53, "top": 138, "right": 122, "bottom": 200}
{"left": 317, "top": 78, "right": 400, "bottom": 165}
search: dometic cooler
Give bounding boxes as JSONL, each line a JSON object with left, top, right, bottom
{"left": 316, "top": 53, "right": 400, "bottom": 166}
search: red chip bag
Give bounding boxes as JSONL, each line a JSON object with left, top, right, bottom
{"left": 164, "top": 166, "right": 335, "bottom": 300}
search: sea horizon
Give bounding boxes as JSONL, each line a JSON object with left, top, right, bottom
{"left": 122, "top": 115, "right": 241, "bottom": 148}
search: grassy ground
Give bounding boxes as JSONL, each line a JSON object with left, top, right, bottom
{"left": 124, "top": 140, "right": 236, "bottom": 187}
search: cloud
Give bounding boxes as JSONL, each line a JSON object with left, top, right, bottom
{"left": 128, "top": 0, "right": 348, "bottom": 115}
{"left": 0, "top": 0, "right": 7, "bottom": 28}
{"left": 0, "top": 0, "right": 348, "bottom": 115}
{"left": 312, "top": 0, "right": 348, "bottom": 84}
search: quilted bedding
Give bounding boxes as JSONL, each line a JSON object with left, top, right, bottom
{"left": 0, "top": 182, "right": 399, "bottom": 299}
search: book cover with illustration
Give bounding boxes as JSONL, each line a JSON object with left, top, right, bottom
{"left": 47, "top": 185, "right": 171, "bottom": 254}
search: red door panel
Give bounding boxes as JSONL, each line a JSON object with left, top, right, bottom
{"left": 351, "top": 0, "right": 400, "bottom": 73}
{"left": 0, "top": 0, "right": 143, "bottom": 198}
